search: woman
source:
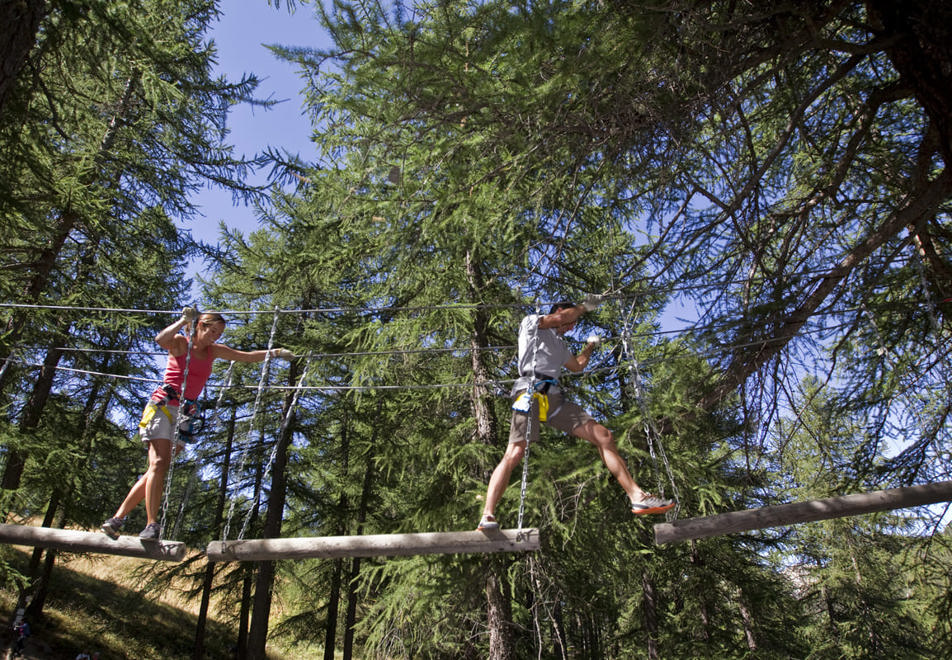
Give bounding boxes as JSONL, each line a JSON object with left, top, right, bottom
{"left": 102, "top": 307, "right": 293, "bottom": 541}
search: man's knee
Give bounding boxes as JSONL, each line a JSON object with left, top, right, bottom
{"left": 503, "top": 441, "right": 526, "bottom": 464}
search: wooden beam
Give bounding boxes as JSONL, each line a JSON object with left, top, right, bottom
{"left": 654, "top": 480, "right": 952, "bottom": 545}
{"left": 0, "top": 524, "right": 186, "bottom": 561}
{"left": 206, "top": 528, "right": 540, "bottom": 562}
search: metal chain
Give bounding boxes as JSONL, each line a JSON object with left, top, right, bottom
{"left": 158, "top": 318, "right": 196, "bottom": 536}
{"left": 619, "top": 319, "right": 681, "bottom": 519}
{"left": 516, "top": 306, "right": 543, "bottom": 535}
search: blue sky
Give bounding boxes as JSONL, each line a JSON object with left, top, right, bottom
{"left": 187, "top": 1, "right": 330, "bottom": 254}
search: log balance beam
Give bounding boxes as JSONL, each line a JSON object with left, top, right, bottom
{"left": 206, "top": 528, "right": 540, "bottom": 562}
{"left": 0, "top": 523, "right": 186, "bottom": 561}
{"left": 654, "top": 480, "right": 952, "bottom": 545}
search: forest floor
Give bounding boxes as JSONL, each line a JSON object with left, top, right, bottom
{"left": 0, "top": 544, "right": 301, "bottom": 659}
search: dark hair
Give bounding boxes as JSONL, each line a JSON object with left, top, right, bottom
{"left": 548, "top": 301, "right": 576, "bottom": 315}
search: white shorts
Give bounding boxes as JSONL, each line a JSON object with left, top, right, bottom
{"left": 138, "top": 403, "right": 186, "bottom": 446}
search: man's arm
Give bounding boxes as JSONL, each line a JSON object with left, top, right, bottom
{"left": 538, "top": 293, "right": 603, "bottom": 330}
{"left": 538, "top": 303, "right": 586, "bottom": 329}
{"left": 564, "top": 337, "right": 598, "bottom": 373}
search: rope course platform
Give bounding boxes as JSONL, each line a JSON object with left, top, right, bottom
{"left": 0, "top": 523, "right": 186, "bottom": 561}
{"left": 654, "top": 480, "right": 952, "bottom": 545}
{"left": 206, "top": 528, "right": 540, "bottom": 562}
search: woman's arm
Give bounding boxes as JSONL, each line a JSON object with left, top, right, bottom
{"left": 155, "top": 312, "right": 193, "bottom": 356}
{"left": 211, "top": 345, "right": 294, "bottom": 363}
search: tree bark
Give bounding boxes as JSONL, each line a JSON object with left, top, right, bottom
{"left": 343, "top": 431, "right": 375, "bottom": 660}
{"left": 324, "top": 420, "right": 348, "bottom": 660}
{"left": 0, "top": 0, "right": 47, "bottom": 113}
{"left": 485, "top": 570, "right": 513, "bottom": 660}
{"left": 194, "top": 407, "right": 237, "bottom": 660}
{"left": 248, "top": 363, "right": 299, "bottom": 659}
{"left": 642, "top": 569, "right": 659, "bottom": 660}
{"left": 866, "top": 0, "right": 952, "bottom": 167}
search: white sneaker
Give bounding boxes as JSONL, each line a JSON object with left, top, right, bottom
{"left": 630, "top": 494, "right": 675, "bottom": 516}
{"left": 477, "top": 514, "right": 499, "bottom": 530}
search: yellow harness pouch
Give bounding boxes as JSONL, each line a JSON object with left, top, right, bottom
{"left": 138, "top": 402, "right": 173, "bottom": 431}
{"left": 533, "top": 392, "right": 549, "bottom": 422}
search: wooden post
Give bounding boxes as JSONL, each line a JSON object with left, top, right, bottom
{"left": 0, "top": 524, "right": 186, "bottom": 561}
{"left": 206, "top": 528, "right": 540, "bottom": 562}
{"left": 654, "top": 480, "right": 952, "bottom": 544}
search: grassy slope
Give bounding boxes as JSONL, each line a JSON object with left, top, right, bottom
{"left": 0, "top": 546, "right": 246, "bottom": 660}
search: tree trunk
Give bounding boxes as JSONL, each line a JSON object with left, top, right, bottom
{"left": 866, "top": 0, "right": 952, "bottom": 167}
{"left": 325, "top": 419, "right": 348, "bottom": 660}
{"left": 2, "top": 334, "right": 69, "bottom": 492}
{"left": 642, "top": 569, "right": 659, "bottom": 660}
{"left": 735, "top": 587, "right": 758, "bottom": 651}
{"left": 343, "top": 435, "right": 375, "bottom": 660}
{"left": 194, "top": 407, "right": 237, "bottom": 660}
{"left": 690, "top": 544, "right": 712, "bottom": 642}
{"left": 238, "top": 451, "right": 265, "bottom": 658}
{"left": 0, "top": 0, "right": 47, "bottom": 113}
{"left": 248, "top": 363, "right": 299, "bottom": 659}
{"left": 466, "top": 250, "right": 514, "bottom": 659}
{"left": 485, "top": 570, "right": 513, "bottom": 660}
{"left": 0, "top": 72, "right": 137, "bottom": 395}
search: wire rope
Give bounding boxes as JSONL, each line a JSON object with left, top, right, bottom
{"left": 221, "top": 309, "right": 280, "bottom": 542}
{"left": 1, "top": 257, "right": 920, "bottom": 318}
{"left": 236, "top": 357, "right": 312, "bottom": 543}
{"left": 515, "top": 305, "right": 543, "bottom": 537}
{"left": 618, "top": 303, "right": 682, "bottom": 519}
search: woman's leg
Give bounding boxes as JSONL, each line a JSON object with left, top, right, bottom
{"left": 143, "top": 438, "right": 174, "bottom": 524}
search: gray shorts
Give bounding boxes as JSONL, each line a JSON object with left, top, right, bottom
{"left": 508, "top": 389, "right": 594, "bottom": 444}
{"left": 138, "top": 402, "right": 187, "bottom": 446}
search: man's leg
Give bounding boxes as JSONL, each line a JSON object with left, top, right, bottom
{"left": 572, "top": 420, "right": 641, "bottom": 498}
{"left": 481, "top": 441, "right": 526, "bottom": 521}
{"left": 573, "top": 420, "right": 675, "bottom": 515}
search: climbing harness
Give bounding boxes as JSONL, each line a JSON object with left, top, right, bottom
{"left": 138, "top": 383, "right": 205, "bottom": 438}
{"left": 513, "top": 376, "right": 560, "bottom": 423}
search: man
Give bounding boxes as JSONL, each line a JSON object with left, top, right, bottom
{"left": 477, "top": 295, "right": 674, "bottom": 530}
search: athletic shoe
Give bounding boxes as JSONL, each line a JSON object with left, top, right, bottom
{"left": 477, "top": 514, "right": 499, "bottom": 531}
{"left": 138, "top": 522, "right": 162, "bottom": 541}
{"left": 630, "top": 494, "right": 675, "bottom": 516}
{"left": 101, "top": 516, "right": 125, "bottom": 540}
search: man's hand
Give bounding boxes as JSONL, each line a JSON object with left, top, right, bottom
{"left": 581, "top": 293, "right": 603, "bottom": 312}
{"left": 181, "top": 306, "right": 199, "bottom": 323}
{"left": 271, "top": 348, "right": 296, "bottom": 360}
{"left": 586, "top": 334, "right": 601, "bottom": 347}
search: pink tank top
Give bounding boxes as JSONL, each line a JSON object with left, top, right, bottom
{"left": 152, "top": 348, "right": 214, "bottom": 404}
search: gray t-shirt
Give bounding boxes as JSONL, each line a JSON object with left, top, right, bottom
{"left": 511, "top": 314, "right": 573, "bottom": 395}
